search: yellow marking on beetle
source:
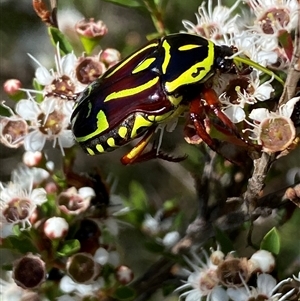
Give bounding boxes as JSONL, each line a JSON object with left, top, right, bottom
{"left": 149, "top": 112, "right": 172, "bottom": 123}
{"left": 96, "top": 144, "right": 104, "bottom": 153}
{"left": 107, "top": 137, "right": 115, "bottom": 147}
{"left": 165, "top": 40, "right": 215, "bottom": 93}
{"left": 104, "top": 77, "right": 159, "bottom": 102}
{"left": 162, "top": 40, "right": 171, "bottom": 74}
{"left": 148, "top": 104, "right": 187, "bottom": 123}
{"left": 118, "top": 126, "right": 128, "bottom": 139}
{"left": 167, "top": 95, "right": 183, "bottom": 106}
{"left": 130, "top": 114, "right": 153, "bottom": 138}
{"left": 125, "top": 131, "right": 154, "bottom": 160}
{"left": 132, "top": 58, "right": 156, "bottom": 74}
{"left": 87, "top": 147, "right": 95, "bottom": 155}
{"left": 86, "top": 102, "right": 92, "bottom": 118}
{"left": 76, "top": 110, "right": 109, "bottom": 142}
{"left": 104, "top": 42, "right": 159, "bottom": 79}
{"left": 178, "top": 44, "right": 202, "bottom": 51}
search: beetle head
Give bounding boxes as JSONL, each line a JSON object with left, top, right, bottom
{"left": 214, "top": 45, "right": 235, "bottom": 73}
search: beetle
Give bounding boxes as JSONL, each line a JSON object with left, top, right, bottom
{"left": 71, "top": 33, "right": 280, "bottom": 165}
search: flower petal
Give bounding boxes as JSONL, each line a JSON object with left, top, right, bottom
{"left": 248, "top": 108, "right": 269, "bottom": 122}
{"left": 256, "top": 273, "right": 276, "bottom": 296}
{"left": 58, "top": 130, "right": 75, "bottom": 148}
{"left": 61, "top": 53, "right": 76, "bottom": 77}
{"left": 223, "top": 106, "right": 245, "bottom": 123}
{"left": 35, "top": 66, "right": 53, "bottom": 86}
{"left": 16, "top": 99, "right": 39, "bottom": 120}
{"left": 30, "top": 188, "right": 47, "bottom": 205}
{"left": 23, "top": 131, "right": 46, "bottom": 152}
{"left": 94, "top": 247, "right": 109, "bottom": 265}
{"left": 280, "top": 96, "right": 300, "bottom": 117}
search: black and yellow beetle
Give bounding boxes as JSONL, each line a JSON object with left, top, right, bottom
{"left": 70, "top": 33, "right": 280, "bottom": 165}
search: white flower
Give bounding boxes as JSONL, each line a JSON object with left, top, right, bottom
{"left": 141, "top": 213, "right": 160, "bottom": 235}
{"left": 227, "top": 31, "right": 279, "bottom": 67}
{"left": 220, "top": 71, "right": 274, "bottom": 124}
{"left": 29, "top": 44, "right": 85, "bottom": 98}
{"left": 11, "top": 164, "right": 49, "bottom": 188}
{"left": 175, "top": 250, "right": 228, "bottom": 301}
{"left": 227, "top": 273, "right": 294, "bottom": 301}
{"left": 243, "top": 96, "right": 299, "bottom": 152}
{"left": 247, "top": 0, "right": 299, "bottom": 36}
{"left": 0, "top": 102, "right": 28, "bottom": 149}
{"left": 182, "top": 0, "right": 242, "bottom": 41}
{"left": 59, "top": 275, "right": 103, "bottom": 295}
{"left": 249, "top": 96, "right": 299, "bottom": 123}
{"left": 15, "top": 95, "right": 75, "bottom": 155}
{"left": 57, "top": 186, "right": 95, "bottom": 215}
{"left": 0, "top": 272, "right": 25, "bottom": 301}
{"left": 0, "top": 171, "right": 47, "bottom": 235}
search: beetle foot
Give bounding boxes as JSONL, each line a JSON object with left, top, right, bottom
{"left": 155, "top": 150, "right": 188, "bottom": 163}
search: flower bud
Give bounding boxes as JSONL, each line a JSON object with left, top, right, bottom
{"left": 22, "top": 151, "right": 43, "bottom": 167}
{"left": 12, "top": 254, "right": 46, "bottom": 289}
{"left": 162, "top": 231, "right": 180, "bottom": 248}
{"left": 4, "top": 79, "right": 22, "bottom": 96}
{"left": 44, "top": 217, "right": 69, "bottom": 239}
{"left": 76, "top": 19, "right": 108, "bottom": 38}
{"left": 45, "top": 182, "right": 58, "bottom": 194}
{"left": 115, "top": 265, "right": 134, "bottom": 285}
{"left": 210, "top": 250, "right": 225, "bottom": 266}
{"left": 248, "top": 249, "right": 275, "bottom": 273}
{"left": 66, "top": 253, "right": 101, "bottom": 284}
{"left": 100, "top": 48, "right": 121, "bottom": 67}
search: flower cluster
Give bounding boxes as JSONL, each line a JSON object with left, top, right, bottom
{"left": 1, "top": 18, "right": 120, "bottom": 156}
{"left": 0, "top": 163, "right": 132, "bottom": 300}
{"left": 176, "top": 248, "right": 299, "bottom": 301}
{"left": 0, "top": 0, "right": 299, "bottom": 301}
{"left": 182, "top": 0, "right": 300, "bottom": 155}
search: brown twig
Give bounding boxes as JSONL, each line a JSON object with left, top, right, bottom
{"left": 278, "top": 6, "right": 300, "bottom": 105}
{"left": 32, "top": 0, "right": 58, "bottom": 28}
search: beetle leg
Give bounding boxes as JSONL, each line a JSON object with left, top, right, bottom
{"left": 189, "top": 97, "right": 219, "bottom": 151}
{"left": 121, "top": 127, "right": 187, "bottom": 165}
{"left": 121, "top": 128, "right": 156, "bottom": 165}
{"left": 201, "top": 88, "right": 241, "bottom": 138}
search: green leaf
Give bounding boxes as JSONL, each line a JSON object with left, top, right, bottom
{"left": 48, "top": 27, "right": 73, "bottom": 55}
{"left": 102, "top": 0, "right": 144, "bottom": 8}
{"left": 79, "top": 36, "right": 100, "bottom": 55}
{"left": 128, "top": 181, "right": 148, "bottom": 210}
{"left": 213, "top": 226, "right": 235, "bottom": 254}
{"left": 144, "top": 240, "right": 165, "bottom": 253}
{"left": 277, "top": 208, "right": 300, "bottom": 278}
{"left": 3, "top": 234, "right": 38, "bottom": 254}
{"left": 260, "top": 227, "right": 280, "bottom": 255}
{"left": 56, "top": 239, "right": 80, "bottom": 257}
{"left": 114, "top": 286, "right": 136, "bottom": 301}
{"left": 0, "top": 104, "right": 11, "bottom": 117}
